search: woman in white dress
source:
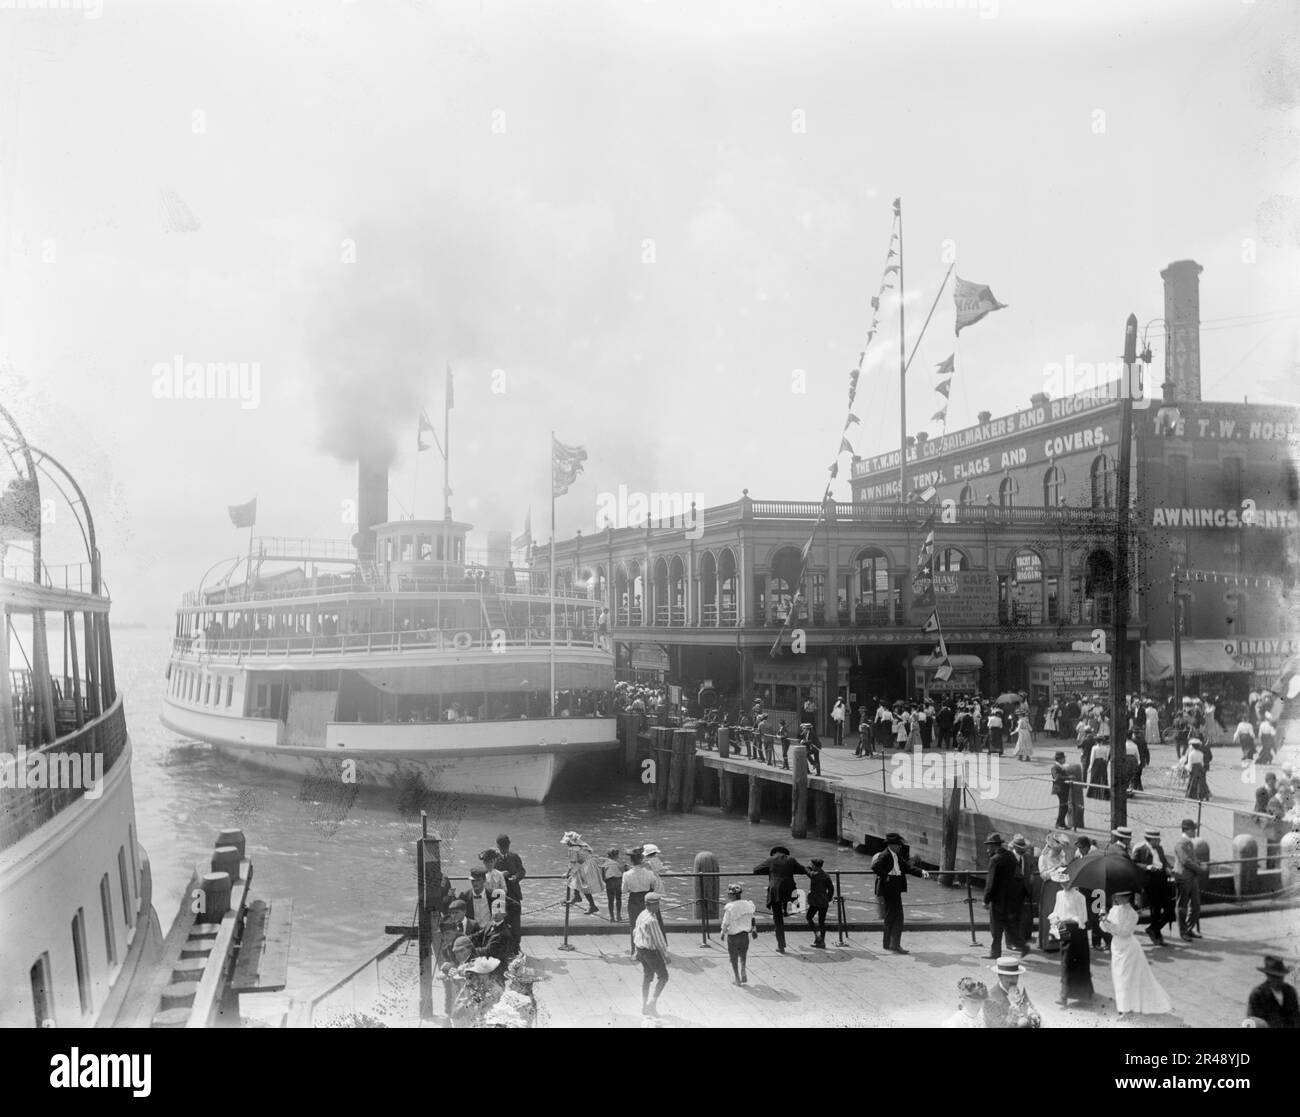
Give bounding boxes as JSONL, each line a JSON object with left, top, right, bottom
{"left": 942, "top": 977, "right": 988, "bottom": 1028}
{"left": 1100, "top": 892, "right": 1172, "bottom": 1015}
{"left": 1044, "top": 702, "right": 1059, "bottom": 737}
{"left": 1014, "top": 714, "right": 1034, "bottom": 760}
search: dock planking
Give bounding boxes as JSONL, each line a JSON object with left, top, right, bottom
{"left": 524, "top": 907, "right": 1295, "bottom": 1028}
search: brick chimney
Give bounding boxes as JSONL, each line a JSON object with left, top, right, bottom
{"left": 978, "top": 410, "right": 992, "bottom": 424}
{"left": 1160, "top": 259, "right": 1203, "bottom": 402}
{"left": 355, "top": 459, "right": 389, "bottom": 558}
{"left": 1030, "top": 391, "right": 1050, "bottom": 407}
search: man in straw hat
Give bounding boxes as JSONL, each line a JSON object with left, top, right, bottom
{"left": 1107, "top": 826, "right": 1133, "bottom": 859}
{"left": 983, "top": 957, "right": 1041, "bottom": 1028}
{"left": 805, "top": 858, "right": 835, "bottom": 949}
{"left": 1131, "top": 827, "right": 1173, "bottom": 946}
{"left": 982, "top": 833, "right": 1028, "bottom": 960}
{"left": 719, "top": 882, "right": 758, "bottom": 985}
{"left": 632, "top": 893, "right": 671, "bottom": 1017}
{"left": 1246, "top": 956, "right": 1299, "bottom": 1028}
{"left": 1172, "top": 818, "right": 1204, "bottom": 942}
{"left": 753, "top": 844, "right": 809, "bottom": 953}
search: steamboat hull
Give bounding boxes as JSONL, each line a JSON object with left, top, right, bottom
{"left": 160, "top": 698, "right": 616, "bottom": 803}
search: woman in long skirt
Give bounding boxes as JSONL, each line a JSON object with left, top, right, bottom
{"left": 1048, "top": 879, "right": 1093, "bottom": 1006}
{"left": 1101, "top": 893, "right": 1172, "bottom": 1015}
{"left": 1036, "top": 836, "right": 1071, "bottom": 951}
{"left": 1086, "top": 740, "right": 1111, "bottom": 801}
{"left": 1014, "top": 714, "right": 1034, "bottom": 761}
{"left": 1185, "top": 738, "right": 1211, "bottom": 801}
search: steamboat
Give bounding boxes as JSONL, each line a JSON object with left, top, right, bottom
{"left": 161, "top": 456, "right": 618, "bottom": 803}
{"left": 0, "top": 406, "right": 162, "bottom": 1026}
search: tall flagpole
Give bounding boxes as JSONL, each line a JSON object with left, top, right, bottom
{"left": 897, "top": 198, "right": 907, "bottom": 505}
{"left": 442, "top": 363, "right": 452, "bottom": 566}
{"left": 549, "top": 431, "right": 556, "bottom": 717}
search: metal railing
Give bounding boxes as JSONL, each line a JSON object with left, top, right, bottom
{"left": 0, "top": 697, "right": 128, "bottom": 851}
{"left": 172, "top": 626, "right": 607, "bottom": 660}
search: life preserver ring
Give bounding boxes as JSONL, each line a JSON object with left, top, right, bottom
{"left": 452, "top": 631, "right": 473, "bottom": 650}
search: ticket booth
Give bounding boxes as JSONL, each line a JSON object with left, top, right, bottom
{"left": 1027, "top": 651, "right": 1111, "bottom": 707}
{"left": 911, "top": 654, "right": 982, "bottom": 701}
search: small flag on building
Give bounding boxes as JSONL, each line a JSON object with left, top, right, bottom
{"left": 228, "top": 498, "right": 257, "bottom": 529}
{"left": 923, "top": 611, "right": 940, "bottom": 634}
{"left": 934, "top": 661, "right": 954, "bottom": 683}
{"left": 935, "top": 377, "right": 952, "bottom": 399}
{"left": 935, "top": 354, "right": 955, "bottom": 377}
{"left": 552, "top": 437, "right": 588, "bottom": 497}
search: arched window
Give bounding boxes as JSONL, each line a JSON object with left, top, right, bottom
{"left": 856, "top": 548, "right": 892, "bottom": 625}
{"left": 959, "top": 484, "right": 976, "bottom": 507}
{"left": 935, "top": 547, "right": 967, "bottom": 573}
{"left": 1090, "top": 454, "right": 1115, "bottom": 509}
{"left": 998, "top": 476, "right": 1018, "bottom": 510}
{"left": 1043, "top": 466, "right": 1065, "bottom": 507}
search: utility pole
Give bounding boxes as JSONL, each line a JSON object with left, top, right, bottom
{"left": 1171, "top": 568, "right": 1187, "bottom": 711}
{"left": 1110, "top": 313, "right": 1137, "bottom": 831}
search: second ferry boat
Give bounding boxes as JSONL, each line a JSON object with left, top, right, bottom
{"left": 161, "top": 458, "right": 618, "bottom": 803}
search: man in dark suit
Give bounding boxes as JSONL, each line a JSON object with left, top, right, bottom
{"left": 753, "top": 844, "right": 808, "bottom": 954}
{"left": 1050, "top": 751, "right": 1070, "bottom": 828}
{"left": 1247, "top": 956, "right": 1299, "bottom": 1028}
{"left": 805, "top": 857, "right": 835, "bottom": 948}
{"left": 983, "top": 833, "right": 1027, "bottom": 959}
{"left": 1131, "top": 828, "right": 1173, "bottom": 946}
{"left": 443, "top": 899, "right": 482, "bottom": 942}
{"left": 459, "top": 869, "right": 496, "bottom": 929}
{"left": 477, "top": 898, "right": 517, "bottom": 976}
{"left": 871, "top": 831, "right": 929, "bottom": 954}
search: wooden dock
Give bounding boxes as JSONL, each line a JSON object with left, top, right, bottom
{"left": 526, "top": 908, "right": 1295, "bottom": 1028}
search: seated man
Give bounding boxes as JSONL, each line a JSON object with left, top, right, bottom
{"left": 478, "top": 895, "right": 517, "bottom": 976}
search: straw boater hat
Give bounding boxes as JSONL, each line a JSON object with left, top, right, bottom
{"left": 1112, "top": 826, "right": 1133, "bottom": 841}
{"left": 990, "top": 957, "right": 1026, "bottom": 977}
{"left": 1113, "top": 891, "right": 1135, "bottom": 902}
{"left": 1143, "top": 828, "right": 1161, "bottom": 840}
{"left": 1258, "top": 956, "right": 1290, "bottom": 977}
{"left": 642, "top": 843, "right": 661, "bottom": 856}
{"left": 644, "top": 892, "right": 661, "bottom": 905}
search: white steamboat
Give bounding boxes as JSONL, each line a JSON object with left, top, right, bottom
{"left": 162, "top": 461, "right": 617, "bottom": 803}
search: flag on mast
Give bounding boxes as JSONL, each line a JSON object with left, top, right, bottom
{"left": 228, "top": 498, "right": 257, "bottom": 528}
{"left": 954, "top": 276, "right": 1007, "bottom": 334}
{"left": 418, "top": 408, "right": 441, "bottom": 454}
{"left": 552, "top": 437, "right": 587, "bottom": 497}
{"left": 513, "top": 509, "right": 533, "bottom": 550}
{"left": 923, "top": 611, "right": 940, "bottom": 634}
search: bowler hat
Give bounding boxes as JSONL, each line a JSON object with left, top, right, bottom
{"left": 770, "top": 845, "right": 791, "bottom": 856}
{"left": 984, "top": 833, "right": 1004, "bottom": 846}
{"left": 470, "top": 868, "right": 486, "bottom": 879}
{"left": 1258, "top": 956, "right": 1290, "bottom": 977}
{"left": 1180, "top": 818, "right": 1197, "bottom": 831}
{"left": 884, "top": 832, "right": 903, "bottom": 845}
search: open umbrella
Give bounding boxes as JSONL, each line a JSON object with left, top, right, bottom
{"left": 995, "top": 692, "right": 1023, "bottom": 705}
{"left": 1064, "top": 851, "right": 1143, "bottom": 894}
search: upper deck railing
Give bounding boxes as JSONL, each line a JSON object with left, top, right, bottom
{"left": 0, "top": 697, "right": 128, "bottom": 852}
{"left": 171, "top": 626, "right": 609, "bottom": 661}
{"left": 1, "top": 560, "right": 104, "bottom": 597}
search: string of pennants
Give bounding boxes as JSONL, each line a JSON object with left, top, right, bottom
{"left": 769, "top": 200, "right": 904, "bottom": 658}
{"left": 930, "top": 278, "right": 1007, "bottom": 431}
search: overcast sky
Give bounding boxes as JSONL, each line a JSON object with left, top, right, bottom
{"left": 1, "top": 0, "right": 1297, "bottom": 623}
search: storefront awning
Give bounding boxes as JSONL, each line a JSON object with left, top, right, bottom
{"left": 1142, "top": 641, "right": 1251, "bottom": 683}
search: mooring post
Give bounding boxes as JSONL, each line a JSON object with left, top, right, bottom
{"left": 747, "top": 771, "right": 762, "bottom": 824}
{"left": 694, "top": 851, "right": 718, "bottom": 945}
{"left": 416, "top": 811, "right": 432, "bottom": 1020}
{"left": 681, "top": 733, "right": 697, "bottom": 811}
{"left": 834, "top": 870, "right": 847, "bottom": 945}
{"left": 964, "top": 874, "right": 979, "bottom": 948}
{"left": 790, "top": 745, "right": 809, "bottom": 839}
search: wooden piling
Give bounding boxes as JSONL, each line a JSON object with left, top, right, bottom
{"left": 790, "top": 745, "right": 809, "bottom": 839}
{"left": 719, "top": 768, "right": 733, "bottom": 813}
{"left": 681, "top": 734, "right": 697, "bottom": 811}
{"left": 693, "top": 850, "right": 719, "bottom": 937}
{"left": 940, "top": 781, "right": 961, "bottom": 886}
{"left": 747, "top": 772, "right": 762, "bottom": 823}
{"left": 667, "top": 731, "right": 689, "bottom": 811}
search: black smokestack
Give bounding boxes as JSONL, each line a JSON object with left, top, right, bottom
{"left": 355, "top": 459, "right": 389, "bottom": 558}
{"left": 1160, "top": 259, "right": 1203, "bottom": 402}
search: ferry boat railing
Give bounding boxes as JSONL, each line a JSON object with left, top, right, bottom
{"left": 171, "top": 625, "right": 607, "bottom": 659}
{"left": 1, "top": 559, "right": 99, "bottom": 595}
{"left": 0, "top": 696, "right": 127, "bottom": 851}
{"left": 184, "top": 576, "right": 596, "bottom": 609}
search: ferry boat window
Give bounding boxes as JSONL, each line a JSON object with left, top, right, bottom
{"left": 118, "top": 847, "right": 134, "bottom": 928}
{"left": 30, "top": 954, "right": 53, "bottom": 1028}
{"left": 128, "top": 824, "right": 139, "bottom": 893}
{"left": 99, "top": 874, "right": 117, "bottom": 965}
{"left": 71, "top": 908, "right": 92, "bottom": 1015}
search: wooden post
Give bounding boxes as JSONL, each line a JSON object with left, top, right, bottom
{"left": 656, "top": 730, "right": 673, "bottom": 810}
{"left": 717, "top": 725, "right": 730, "bottom": 759}
{"left": 416, "top": 813, "right": 432, "bottom": 1021}
{"left": 747, "top": 771, "right": 762, "bottom": 823}
{"left": 940, "top": 780, "right": 961, "bottom": 886}
{"left": 681, "top": 731, "right": 697, "bottom": 811}
{"left": 719, "top": 767, "right": 733, "bottom": 812}
{"left": 1232, "top": 834, "right": 1257, "bottom": 898}
{"left": 667, "top": 731, "right": 686, "bottom": 811}
{"left": 790, "top": 745, "right": 809, "bottom": 839}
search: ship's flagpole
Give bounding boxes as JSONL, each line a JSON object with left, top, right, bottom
{"left": 442, "top": 362, "right": 452, "bottom": 570}
{"left": 896, "top": 197, "right": 907, "bottom": 505}
{"left": 549, "top": 430, "right": 556, "bottom": 717}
